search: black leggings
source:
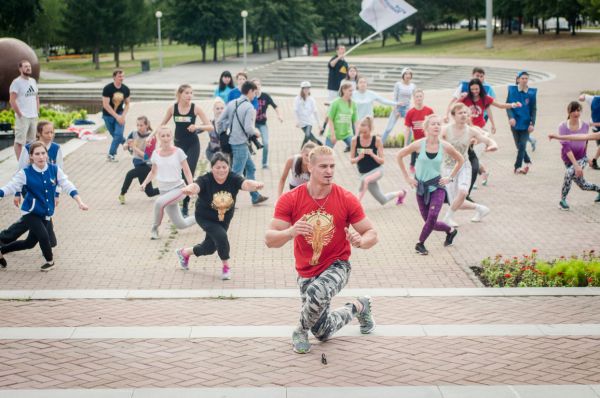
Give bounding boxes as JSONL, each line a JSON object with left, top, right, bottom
{"left": 192, "top": 218, "right": 231, "bottom": 260}
{"left": 178, "top": 141, "right": 200, "bottom": 210}
{"left": 0, "top": 217, "right": 29, "bottom": 244}
{"left": 121, "top": 163, "right": 159, "bottom": 196}
{"left": 468, "top": 147, "right": 479, "bottom": 195}
{"left": 1, "top": 214, "right": 57, "bottom": 262}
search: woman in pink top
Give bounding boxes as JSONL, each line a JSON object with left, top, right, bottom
{"left": 548, "top": 101, "right": 600, "bottom": 210}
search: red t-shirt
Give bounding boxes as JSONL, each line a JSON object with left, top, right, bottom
{"left": 404, "top": 106, "right": 434, "bottom": 140}
{"left": 460, "top": 95, "right": 494, "bottom": 128}
{"left": 274, "top": 184, "right": 366, "bottom": 278}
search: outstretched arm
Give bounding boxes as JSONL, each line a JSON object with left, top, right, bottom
{"left": 549, "top": 132, "right": 600, "bottom": 141}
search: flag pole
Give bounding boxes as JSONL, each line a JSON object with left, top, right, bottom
{"left": 345, "top": 30, "right": 382, "bottom": 56}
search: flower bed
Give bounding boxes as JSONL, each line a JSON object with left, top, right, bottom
{"left": 0, "top": 106, "right": 87, "bottom": 129}
{"left": 471, "top": 250, "right": 600, "bottom": 287}
{"left": 373, "top": 105, "right": 392, "bottom": 118}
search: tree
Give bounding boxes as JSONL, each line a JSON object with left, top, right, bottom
{"left": 0, "top": 0, "right": 41, "bottom": 37}
{"left": 61, "top": 0, "right": 108, "bottom": 69}
{"left": 24, "top": 0, "right": 65, "bottom": 54}
{"left": 406, "top": 0, "right": 445, "bottom": 45}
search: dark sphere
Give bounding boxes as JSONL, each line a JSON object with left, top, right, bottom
{"left": 0, "top": 38, "right": 40, "bottom": 103}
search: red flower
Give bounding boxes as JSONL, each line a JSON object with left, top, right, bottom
{"left": 505, "top": 273, "right": 512, "bottom": 278}
{"left": 588, "top": 277, "right": 594, "bottom": 283}
{"left": 532, "top": 249, "right": 538, "bottom": 253}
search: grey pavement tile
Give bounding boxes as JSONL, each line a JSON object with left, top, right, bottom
{"left": 423, "top": 324, "right": 543, "bottom": 336}
{"left": 511, "top": 385, "right": 599, "bottom": 398}
{"left": 132, "top": 388, "right": 285, "bottom": 398}
{"left": 71, "top": 326, "right": 192, "bottom": 339}
{"left": 0, "top": 327, "right": 74, "bottom": 339}
{"left": 288, "top": 386, "right": 442, "bottom": 398}
{"left": 0, "top": 390, "right": 133, "bottom": 398}
{"left": 438, "top": 385, "right": 516, "bottom": 398}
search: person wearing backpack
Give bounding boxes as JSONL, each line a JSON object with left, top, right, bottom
{"left": 217, "top": 81, "right": 268, "bottom": 205}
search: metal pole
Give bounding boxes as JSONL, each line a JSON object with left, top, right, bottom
{"left": 486, "top": 0, "right": 493, "bottom": 49}
{"left": 158, "top": 19, "right": 163, "bottom": 71}
{"left": 243, "top": 17, "right": 247, "bottom": 70}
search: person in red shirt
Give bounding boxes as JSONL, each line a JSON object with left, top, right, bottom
{"left": 265, "top": 146, "right": 378, "bottom": 354}
{"left": 459, "top": 79, "right": 520, "bottom": 132}
{"left": 404, "top": 89, "right": 434, "bottom": 174}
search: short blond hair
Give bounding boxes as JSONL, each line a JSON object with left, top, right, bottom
{"left": 451, "top": 102, "right": 468, "bottom": 116}
{"left": 308, "top": 146, "right": 334, "bottom": 164}
{"left": 423, "top": 114, "right": 441, "bottom": 133}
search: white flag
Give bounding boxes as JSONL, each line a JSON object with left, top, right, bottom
{"left": 359, "top": 0, "right": 417, "bottom": 32}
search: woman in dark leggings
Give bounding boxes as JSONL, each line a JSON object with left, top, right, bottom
{"left": 175, "top": 152, "right": 264, "bottom": 280}
{"left": 161, "top": 84, "right": 213, "bottom": 216}
{"left": 396, "top": 115, "right": 464, "bottom": 255}
{"left": 0, "top": 141, "right": 88, "bottom": 271}
{"left": 119, "top": 115, "right": 159, "bottom": 204}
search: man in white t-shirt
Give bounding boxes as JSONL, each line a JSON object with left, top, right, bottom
{"left": 9, "top": 60, "right": 39, "bottom": 159}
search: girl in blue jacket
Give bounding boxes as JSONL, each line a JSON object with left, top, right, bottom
{"left": 0, "top": 141, "right": 88, "bottom": 271}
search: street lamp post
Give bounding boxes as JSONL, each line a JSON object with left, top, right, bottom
{"left": 485, "top": 0, "right": 493, "bottom": 49}
{"left": 155, "top": 10, "right": 163, "bottom": 71}
{"left": 241, "top": 10, "right": 248, "bottom": 71}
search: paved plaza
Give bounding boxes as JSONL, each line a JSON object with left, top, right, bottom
{"left": 1, "top": 57, "right": 599, "bottom": 396}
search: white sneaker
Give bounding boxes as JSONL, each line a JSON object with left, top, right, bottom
{"left": 471, "top": 205, "right": 490, "bottom": 222}
{"left": 443, "top": 215, "right": 459, "bottom": 228}
{"left": 150, "top": 227, "right": 159, "bottom": 240}
{"left": 221, "top": 266, "right": 231, "bottom": 280}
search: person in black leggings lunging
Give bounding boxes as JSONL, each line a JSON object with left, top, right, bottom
{"left": 161, "top": 84, "right": 213, "bottom": 216}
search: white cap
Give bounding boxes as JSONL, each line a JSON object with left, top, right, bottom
{"left": 300, "top": 81, "right": 311, "bottom": 88}
{"left": 401, "top": 67, "right": 412, "bottom": 78}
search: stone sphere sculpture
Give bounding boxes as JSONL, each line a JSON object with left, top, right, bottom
{"left": 0, "top": 38, "right": 40, "bottom": 103}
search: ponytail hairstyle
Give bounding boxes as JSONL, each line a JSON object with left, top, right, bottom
{"left": 176, "top": 84, "right": 192, "bottom": 101}
{"left": 295, "top": 142, "right": 317, "bottom": 176}
{"left": 358, "top": 115, "right": 374, "bottom": 133}
{"left": 137, "top": 115, "right": 152, "bottom": 132}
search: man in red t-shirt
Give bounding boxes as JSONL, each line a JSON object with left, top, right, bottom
{"left": 265, "top": 146, "right": 378, "bottom": 354}
{"left": 404, "top": 89, "right": 434, "bottom": 173}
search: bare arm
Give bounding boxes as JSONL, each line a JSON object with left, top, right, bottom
{"left": 122, "top": 97, "right": 130, "bottom": 117}
{"left": 278, "top": 157, "right": 294, "bottom": 197}
{"left": 265, "top": 218, "right": 297, "bottom": 248}
{"left": 140, "top": 163, "right": 158, "bottom": 189}
{"left": 348, "top": 217, "right": 378, "bottom": 249}
{"left": 161, "top": 106, "right": 174, "bottom": 126}
{"left": 486, "top": 107, "right": 496, "bottom": 134}
{"left": 396, "top": 140, "right": 421, "bottom": 187}
{"left": 470, "top": 127, "right": 498, "bottom": 151}
{"left": 549, "top": 132, "right": 600, "bottom": 141}
{"left": 369, "top": 137, "right": 385, "bottom": 165}
{"left": 9, "top": 92, "right": 21, "bottom": 117}
{"left": 349, "top": 137, "right": 363, "bottom": 164}
{"left": 102, "top": 97, "right": 119, "bottom": 119}
{"left": 491, "top": 98, "right": 521, "bottom": 110}
{"left": 329, "top": 56, "right": 343, "bottom": 68}
{"left": 181, "top": 160, "right": 194, "bottom": 185}
{"left": 194, "top": 106, "right": 214, "bottom": 131}
{"left": 181, "top": 182, "right": 200, "bottom": 196}
{"left": 440, "top": 141, "right": 464, "bottom": 184}
{"left": 241, "top": 179, "right": 264, "bottom": 192}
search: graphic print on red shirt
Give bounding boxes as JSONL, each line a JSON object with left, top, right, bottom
{"left": 404, "top": 106, "right": 434, "bottom": 140}
{"left": 460, "top": 95, "right": 494, "bottom": 128}
{"left": 273, "top": 184, "right": 366, "bottom": 278}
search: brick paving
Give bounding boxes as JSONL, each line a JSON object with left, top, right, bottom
{"left": 1, "top": 337, "right": 599, "bottom": 389}
{"left": 1, "top": 57, "right": 600, "bottom": 392}
{"left": 2, "top": 296, "right": 600, "bottom": 327}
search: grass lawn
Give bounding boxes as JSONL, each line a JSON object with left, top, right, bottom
{"left": 40, "top": 40, "right": 249, "bottom": 81}
{"left": 346, "top": 29, "right": 600, "bottom": 62}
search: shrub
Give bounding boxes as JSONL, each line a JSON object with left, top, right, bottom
{"left": 373, "top": 105, "right": 392, "bottom": 118}
{"left": 473, "top": 250, "right": 600, "bottom": 287}
{"left": 382, "top": 133, "right": 404, "bottom": 148}
{"left": 0, "top": 107, "right": 87, "bottom": 129}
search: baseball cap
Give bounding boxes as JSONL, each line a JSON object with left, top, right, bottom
{"left": 300, "top": 81, "right": 311, "bottom": 88}
{"left": 516, "top": 71, "right": 529, "bottom": 79}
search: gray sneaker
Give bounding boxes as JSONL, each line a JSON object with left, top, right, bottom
{"left": 292, "top": 329, "right": 311, "bottom": 354}
{"left": 356, "top": 296, "right": 375, "bottom": 334}
{"left": 150, "top": 227, "right": 159, "bottom": 240}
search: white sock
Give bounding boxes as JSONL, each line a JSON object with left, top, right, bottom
{"left": 445, "top": 209, "right": 455, "bottom": 219}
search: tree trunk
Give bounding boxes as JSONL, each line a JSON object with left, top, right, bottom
{"left": 130, "top": 45, "right": 135, "bottom": 60}
{"left": 556, "top": 17, "right": 560, "bottom": 35}
{"left": 475, "top": 18, "right": 479, "bottom": 31}
{"left": 261, "top": 35, "right": 266, "bottom": 53}
{"left": 114, "top": 47, "right": 120, "bottom": 67}
{"left": 570, "top": 19, "right": 576, "bottom": 35}
{"left": 382, "top": 32, "right": 387, "bottom": 47}
{"left": 334, "top": 35, "right": 338, "bottom": 48}
{"left": 286, "top": 39, "right": 291, "bottom": 58}
{"left": 213, "top": 38, "right": 218, "bottom": 61}
{"left": 94, "top": 47, "right": 100, "bottom": 70}
{"left": 201, "top": 42, "right": 207, "bottom": 62}
{"left": 323, "top": 34, "right": 329, "bottom": 52}
{"left": 415, "top": 21, "right": 423, "bottom": 45}
{"left": 518, "top": 16, "right": 523, "bottom": 34}
{"left": 222, "top": 40, "right": 226, "bottom": 61}
{"left": 236, "top": 36, "right": 240, "bottom": 57}
{"left": 276, "top": 40, "right": 282, "bottom": 60}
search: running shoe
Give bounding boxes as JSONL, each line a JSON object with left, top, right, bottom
{"left": 150, "top": 227, "right": 159, "bottom": 240}
{"left": 415, "top": 242, "right": 428, "bottom": 255}
{"left": 530, "top": 137, "right": 537, "bottom": 152}
{"left": 175, "top": 248, "right": 190, "bottom": 270}
{"left": 523, "top": 164, "right": 530, "bottom": 175}
{"left": 0, "top": 254, "right": 7, "bottom": 268}
{"left": 471, "top": 205, "right": 490, "bottom": 222}
{"left": 118, "top": 194, "right": 126, "bottom": 205}
{"left": 252, "top": 195, "right": 269, "bottom": 205}
{"left": 595, "top": 193, "right": 600, "bottom": 203}
{"left": 356, "top": 296, "right": 376, "bottom": 334}
{"left": 40, "top": 262, "right": 55, "bottom": 271}
{"left": 292, "top": 329, "right": 311, "bottom": 354}
{"left": 443, "top": 215, "right": 459, "bottom": 228}
{"left": 396, "top": 189, "right": 407, "bottom": 205}
{"left": 592, "top": 159, "right": 600, "bottom": 170}
{"left": 344, "top": 147, "right": 351, "bottom": 153}
{"left": 221, "top": 265, "right": 231, "bottom": 280}
{"left": 481, "top": 172, "right": 490, "bottom": 186}
{"left": 444, "top": 228, "right": 458, "bottom": 247}
{"left": 559, "top": 199, "right": 570, "bottom": 210}
{"left": 107, "top": 155, "right": 117, "bottom": 162}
